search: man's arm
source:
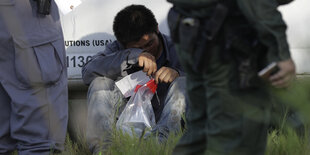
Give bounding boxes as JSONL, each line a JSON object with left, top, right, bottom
{"left": 237, "top": 0, "right": 295, "bottom": 88}
{"left": 155, "top": 67, "right": 179, "bottom": 84}
{"left": 138, "top": 52, "right": 157, "bottom": 76}
{"left": 135, "top": 50, "right": 180, "bottom": 84}
{"left": 270, "top": 58, "right": 295, "bottom": 88}
{"left": 154, "top": 35, "right": 184, "bottom": 84}
{"left": 237, "top": 0, "right": 291, "bottom": 61}
{"left": 81, "top": 43, "right": 143, "bottom": 85}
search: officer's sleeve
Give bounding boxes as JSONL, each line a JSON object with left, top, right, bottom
{"left": 236, "top": 0, "right": 291, "bottom": 62}
{"left": 81, "top": 46, "right": 142, "bottom": 85}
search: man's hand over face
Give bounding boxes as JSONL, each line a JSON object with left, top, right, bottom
{"left": 269, "top": 59, "right": 296, "bottom": 88}
{"left": 155, "top": 67, "right": 179, "bottom": 84}
{"left": 138, "top": 52, "right": 157, "bottom": 76}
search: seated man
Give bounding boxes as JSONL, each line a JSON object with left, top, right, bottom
{"left": 82, "top": 4, "right": 186, "bottom": 154}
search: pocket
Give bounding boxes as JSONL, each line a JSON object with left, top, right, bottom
{"left": 0, "top": 0, "right": 15, "bottom": 5}
{"left": 34, "top": 41, "right": 64, "bottom": 85}
{"left": 14, "top": 41, "right": 64, "bottom": 88}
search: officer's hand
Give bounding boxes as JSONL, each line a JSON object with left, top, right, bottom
{"left": 269, "top": 59, "right": 296, "bottom": 88}
{"left": 138, "top": 52, "right": 157, "bottom": 76}
{"left": 155, "top": 67, "right": 179, "bottom": 84}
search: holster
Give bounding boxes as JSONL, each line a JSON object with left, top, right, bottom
{"left": 224, "top": 25, "right": 267, "bottom": 90}
{"left": 34, "top": 0, "right": 51, "bottom": 15}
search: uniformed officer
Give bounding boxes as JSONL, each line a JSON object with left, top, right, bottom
{"left": 0, "top": 0, "right": 68, "bottom": 154}
{"left": 167, "top": 0, "right": 296, "bottom": 154}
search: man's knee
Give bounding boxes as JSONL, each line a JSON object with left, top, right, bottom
{"left": 87, "top": 77, "right": 125, "bottom": 114}
{"left": 87, "top": 77, "right": 118, "bottom": 105}
{"left": 89, "top": 77, "right": 115, "bottom": 92}
{"left": 169, "top": 76, "right": 186, "bottom": 93}
{"left": 166, "top": 76, "right": 188, "bottom": 116}
{"left": 165, "top": 76, "right": 187, "bottom": 112}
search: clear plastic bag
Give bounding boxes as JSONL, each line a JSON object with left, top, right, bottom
{"left": 116, "top": 79, "right": 157, "bottom": 137}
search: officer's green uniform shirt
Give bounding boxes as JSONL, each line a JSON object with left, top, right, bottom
{"left": 168, "top": 0, "right": 291, "bottom": 62}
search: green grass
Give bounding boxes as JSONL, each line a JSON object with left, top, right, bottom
{"left": 58, "top": 135, "right": 92, "bottom": 155}
{"left": 106, "top": 130, "right": 181, "bottom": 155}
{"left": 58, "top": 129, "right": 181, "bottom": 155}
{"left": 266, "top": 127, "right": 310, "bottom": 155}
{"left": 11, "top": 125, "right": 309, "bottom": 155}
{"left": 62, "top": 127, "right": 310, "bottom": 155}
{"left": 59, "top": 126, "right": 310, "bottom": 155}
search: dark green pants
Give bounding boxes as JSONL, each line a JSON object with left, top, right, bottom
{"left": 173, "top": 44, "right": 272, "bottom": 155}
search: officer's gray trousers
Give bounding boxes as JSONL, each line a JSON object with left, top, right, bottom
{"left": 86, "top": 76, "right": 186, "bottom": 153}
{"left": 0, "top": 39, "right": 68, "bottom": 155}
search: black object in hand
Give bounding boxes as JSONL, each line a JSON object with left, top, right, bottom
{"left": 258, "top": 62, "right": 280, "bottom": 80}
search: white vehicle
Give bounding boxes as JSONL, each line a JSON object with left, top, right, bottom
{"left": 57, "top": 0, "right": 310, "bottom": 139}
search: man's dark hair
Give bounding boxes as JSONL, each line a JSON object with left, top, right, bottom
{"left": 113, "top": 5, "right": 158, "bottom": 46}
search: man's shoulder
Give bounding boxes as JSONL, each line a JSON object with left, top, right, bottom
{"left": 102, "top": 40, "right": 124, "bottom": 55}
